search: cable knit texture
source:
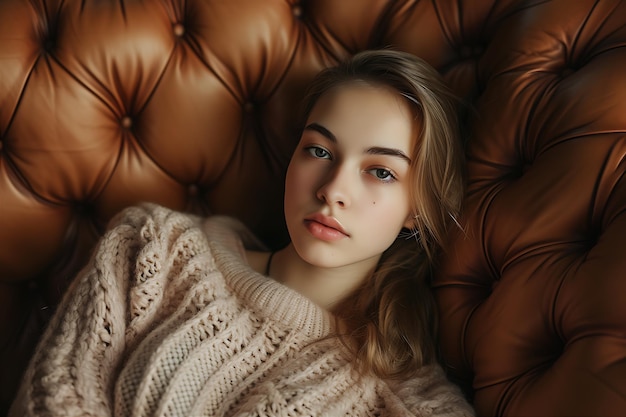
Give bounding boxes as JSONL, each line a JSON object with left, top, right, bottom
{"left": 11, "top": 204, "right": 474, "bottom": 417}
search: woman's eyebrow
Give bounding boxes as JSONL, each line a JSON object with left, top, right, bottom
{"left": 305, "top": 122, "right": 411, "bottom": 164}
{"left": 367, "top": 147, "right": 412, "bottom": 164}
{"left": 304, "top": 122, "right": 337, "bottom": 142}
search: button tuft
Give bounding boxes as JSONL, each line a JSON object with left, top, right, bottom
{"left": 43, "top": 39, "right": 54, "bottom": 53}
{"left": 173, "top": 23, "right": 185, "bottom": 37}
{"left": 121, "top": 116, "right": 133, "bottom": 129}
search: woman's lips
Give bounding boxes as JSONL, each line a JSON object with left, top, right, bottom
{"left": 304, "top": 214, "right": 349, "bottom": 242}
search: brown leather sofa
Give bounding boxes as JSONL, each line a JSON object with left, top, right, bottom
{"left": 1, "top": 0, "right": 625, "bottom": 415}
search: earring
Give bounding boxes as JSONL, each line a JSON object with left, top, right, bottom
{"left": 398, "top": 228, "right": 420, "bottom": 241}
{"left": 398, "top": 213, "right": 420, "bottom": 241}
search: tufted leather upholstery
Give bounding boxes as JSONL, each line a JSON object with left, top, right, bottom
{"left": 1, "top": 0, "right": 625, "bottom": 415}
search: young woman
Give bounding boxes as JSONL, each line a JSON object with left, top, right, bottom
{"left": 10, "top": 50, "right": 473, "bottom": 416}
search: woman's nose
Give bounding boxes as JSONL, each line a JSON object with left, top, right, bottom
{"left": 316, "top": 165, "right": 352, "bottom": 208}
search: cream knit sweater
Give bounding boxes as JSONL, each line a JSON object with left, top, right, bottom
{"left": 11, "top": 204, "right": 473, "bottom": 417}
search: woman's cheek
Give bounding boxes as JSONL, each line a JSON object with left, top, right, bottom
{"left": 286, "top": 163, "right": 312, "bottom": 201}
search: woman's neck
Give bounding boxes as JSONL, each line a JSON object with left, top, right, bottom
{"left": 267, "top": 244, "right": 377, "bottom": 311}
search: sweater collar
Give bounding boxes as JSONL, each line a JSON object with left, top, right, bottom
{"left": 207, "top": 219, "right": 335, "bottom": 341}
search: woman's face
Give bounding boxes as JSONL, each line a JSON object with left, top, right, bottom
{"left": 284, "top": 82, "right": 418, "bottom": 271}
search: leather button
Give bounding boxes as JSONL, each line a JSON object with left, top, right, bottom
{"left": 121, "top": 116, "right": 133, "bottom": 129}
{"left": 43, "top": 39, "right": 54, "bottom": 53}
{"left": 173, "top": 23, "right": 185, "bottom": 37}
{"left": 292, "top": 5, "right": 303, "bottom": 18}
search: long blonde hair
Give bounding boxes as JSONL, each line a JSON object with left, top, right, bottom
{"left": 300, "top": 49, "right": 465, "bottom": 379}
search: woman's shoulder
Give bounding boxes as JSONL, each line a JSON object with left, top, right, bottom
{"left": 202, "top": 215, "right": 267, "bottom": 250}
{"left": 108, "top": 202, "right": 201, "bottom": 230}
{"left": 104, "top": 203, "right": 267, "bottom": 258}
{"left": 381, "top": 364, "right": 475, "bottom": 417}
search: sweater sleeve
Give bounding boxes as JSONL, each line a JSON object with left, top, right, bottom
{"left": 385, "top": 364, "right": 475, "bottom": 417}
{"left": 9, "top": 204, "right": 209, "bottom": 417}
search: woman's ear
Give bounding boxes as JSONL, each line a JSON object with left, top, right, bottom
{"left": 403, "top": 213, "right": 417, "bottom": 230}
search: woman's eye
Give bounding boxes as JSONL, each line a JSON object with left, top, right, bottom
{"left": 368, "top": 168, "right": 396, "bottom": 182}
{"left": 306, "top": 146, "right": 331, "bottom": 159}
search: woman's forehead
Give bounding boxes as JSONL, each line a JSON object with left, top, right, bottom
{"left": 306, "top": 85, "right": 419, "bottom": 152}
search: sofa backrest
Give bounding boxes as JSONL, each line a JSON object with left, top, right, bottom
{"left": 1, "top": 0, "right": 625, "bottom": 414}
